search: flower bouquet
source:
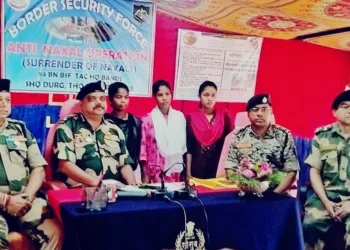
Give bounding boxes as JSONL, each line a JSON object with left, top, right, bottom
{"left": 229, "top": 158, "right": 284, "bottom": 197}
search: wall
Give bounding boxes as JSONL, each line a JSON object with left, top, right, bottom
{"left": 2, "top": 12, "right": 350, "bottom": 138}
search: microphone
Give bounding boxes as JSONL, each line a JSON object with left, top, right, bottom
{"left": 148, "top": 163, "right": 181, "bottom": 200}
{"left": 147, "top": 163, "right": 197, "bottom": 200}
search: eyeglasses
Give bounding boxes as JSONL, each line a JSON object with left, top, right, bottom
{"left": 339, "top": 104, "right": 350, "bottom": 110}
{"left": 250, "top": 107, "right": 270, "bottom": 113}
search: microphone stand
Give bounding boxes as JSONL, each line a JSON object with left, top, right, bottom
{"left": 173, "top": 163, "right": 197, "bottom": 199}
{"left": 149, "top": 163, "right": 180, "bottom": 200}
{"left": 148, "top": 163, "right": 197, "bottom": 200}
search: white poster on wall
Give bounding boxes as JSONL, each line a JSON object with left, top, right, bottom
{"left": 174, "top": 29, "right": 263, "bottom": 102}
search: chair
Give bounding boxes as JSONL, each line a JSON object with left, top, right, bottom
{"left": 216, "top": 131, "right": 235, "bottom": 177}
{"left": 43, "top": 99, "right": 81, "bottom": 190}
{"left": 294, "top": 136, "right": 312, "bottom": 204}
{"left": 234, "top": 111, "right": 251, "bottom": 129}
{"left": 8, "top": 232, "right": 35, "bottom": 250}
{"left": 216, "top": 112, "right": 254, "bottom": 177}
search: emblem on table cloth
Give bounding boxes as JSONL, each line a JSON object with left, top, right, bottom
{"left": 175, "top": 221, "right": 206, "bottom": 250}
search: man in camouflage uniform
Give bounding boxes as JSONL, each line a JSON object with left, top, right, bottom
{"left": 304, "top": 90, "right": 350, "bottom": 250}
{"left": 225, "top": 94, "right": 300, "bottom": 194}
{"left": 0, "top": 79, "right": 62, "bottom": 249}
{"left": 54, "top": 80, "right": 137, "bottom": 187}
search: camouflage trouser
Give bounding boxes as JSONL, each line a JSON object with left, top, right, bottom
{"left": 303, "top": 194, "right": 349, "bottom": 250}
{"left": 0, "top": 197, "right": 63, "bottom": 250}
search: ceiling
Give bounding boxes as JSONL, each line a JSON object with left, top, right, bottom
{"left": 156, "top": 0, "right": 350, "bottom": 51}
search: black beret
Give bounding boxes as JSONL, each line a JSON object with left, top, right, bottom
{"left": 246, "top": 94, "right": 272, "bottom": 111}
{"left": 332, "top": 90, "right": 350, "bottom": 110}
{"left": 0, "top": 79, "right": 10, "bottom": 92}
{"left": 76, "top": 81, "right": 106, "bottom": 100}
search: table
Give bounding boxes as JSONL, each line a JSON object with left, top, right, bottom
{"left": 59, "top": 192, "right": 303, "bottom": 250}
{"left": 47, "top": 186, "right": 236, "bottom": 221}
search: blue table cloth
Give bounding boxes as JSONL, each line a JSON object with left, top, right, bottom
{"left": 60, "top": 192, "right": 303, "bottom": 250}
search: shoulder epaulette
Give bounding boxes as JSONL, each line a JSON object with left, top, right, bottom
{"left": 7, "top": 118, "right": 25, "bottom": 125}
{"left": 272, "top": 124, "right": 290, "bottom": 134}
{"left": 104, "top": 117, "right": 115, "bottom": 124}
{"left": 234, "top": 125, "right": 250, "bottom": 134}
{"left": 58, "top": 114, "right": 79, "bottom": 124}
{"left": 103, "top": 114, "right": 115, "bottom": 124}
{"left": 315, "top": 124, "right": 334, "bottom": 135}
{"left": 7, "top": 118, "right": 30, "bottom": 144}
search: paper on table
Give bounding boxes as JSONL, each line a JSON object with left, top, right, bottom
{"left": 141, "top": 182, "right": 185, "bottom": 191}
{"left": 102, "top": 179, "right": 125, "bottom": 188}
{"left": 119, "top": 186, "right": 147, "bottom": 192}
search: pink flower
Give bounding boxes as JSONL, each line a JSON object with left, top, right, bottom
{"left": 259, "top": 168, "right": 272, "bottom": 177}
{"left": 243, "top": 158, "right": 251, "bottom": 165}
{"left": 260, "top": 162, "right": 270, "bottom": 172}
{"left": 242, "top": 169, "right": 255, "bottom": 178}
{"left": 240, "top": 158, "right": 251, "bottom": 168}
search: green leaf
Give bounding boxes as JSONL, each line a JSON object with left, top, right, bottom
{"left": 229, "top": 170, "right": 285, "bottom": 188}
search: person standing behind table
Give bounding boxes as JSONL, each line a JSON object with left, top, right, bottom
{"left": 186, "top": 81, "right": 234, "bottom": 179}
{"left": 105, "top": 82, "right": 142, "bottom": 178}
{"left": 139, "top": 80, "right": 187, "bottom": 183}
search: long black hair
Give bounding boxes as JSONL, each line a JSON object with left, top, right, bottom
{"left": 198, "top": 81, "right": 217, "bottom": 108}
{"left": 152, "top": 80, "right": 171, "bottom": 97}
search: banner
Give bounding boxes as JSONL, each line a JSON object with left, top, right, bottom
{"left": 174, "top": 29, "right": 263, "bottom": 102}
{"left": 2, "top": 0, "right": 155, "bottom": 96}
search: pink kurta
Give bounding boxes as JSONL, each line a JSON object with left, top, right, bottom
{"left": 140, "top": 113, "right": 180, "bottom": 183}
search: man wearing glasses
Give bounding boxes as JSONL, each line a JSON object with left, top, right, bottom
{"left": 225, "top": 94, "right": 299, "bottom": 194}
{"left": 303, "top": 90, "right": 350, "bottom": 250}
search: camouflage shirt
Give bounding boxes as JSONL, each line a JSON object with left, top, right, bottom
{"left": 226, "top": 124, "right": 300, "bottom": 172}
{"left": 54, "top": 113, "right": 134, "bottom": 187}
{"left": 0, "top": 118, "right": 47, "bottom": 194}
{"left": 305, "top": 123, "right": 350, "bottom": 199}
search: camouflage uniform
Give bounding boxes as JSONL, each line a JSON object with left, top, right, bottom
{"left": 0, "top": 118, "right": 62, "bottom": 250}
{"left": 226, "top": 124, "right": 300, "bottom": 173}
{"left": 304, "top": 123, "right": 350, "bottom": 250}
{"left": 53, "top": 113, "right": 134, "bottom": 187}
